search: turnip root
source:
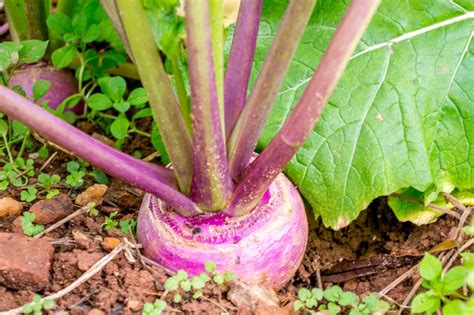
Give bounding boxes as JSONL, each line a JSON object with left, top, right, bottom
{"left": 138, "top": 171, "right": 308, "bottom": 289}
{"left": 9, "top": 63, "right": 83, "bottom": 114}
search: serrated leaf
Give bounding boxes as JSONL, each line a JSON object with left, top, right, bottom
{"left": 51, "top": 45, "right": 77, "bottom": 69}
{"left": 253, "top": 0, "right": 474, "bottom": 228}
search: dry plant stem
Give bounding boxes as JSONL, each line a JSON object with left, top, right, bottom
{"left": 0, "top": 243, "right": 127, "bottom": 315}
{"left": 443, "top": 238, "right": 474, "bottom": 273}
{"left": 394, "top": 199, "right": 470, "bottom": 312}
{"left": 115, "top": 0, "right": 194, "bottom": 195}
{"left": 377, "top": 292, "right": 411, "bottom": 309}
{"left": 39, "top": 151, "right": 58, "bottom": 172}
{"left": 378, "top": 264, "right": 418, "bottom": 297}
{"left": 228, "top": 0, "right": 381, "bottom": 215}
{"left": 398, "top": 277, "right": 423, "bottom": 315}
{"left": 443, "top": 192, "right": 469, "bottom": 212}
{"left": 33, "top": 204, "right": 92, "bottom": 239}
{"left": 397, "top": 252, "right": 451, "bottom": 315}
{"left": 185, "top": 0, "right": 233, "bottom": 211}
{"left": 316, "top": 268, "right": 323, "bottom": 290}
{"left": 227, "top": 0, "right": 316, "bottom": 180}
{"left": 200, "top": 296, "right": 229, "bottom": 313}
{"left": 0, "top": 86, "right": 201, "bottom": 216}
{"left": 224, "top": 0, "right": 262, "bottom": 136}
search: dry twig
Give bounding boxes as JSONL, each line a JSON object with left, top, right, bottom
{"left": 33, "top": 204, "right": 93, "bottom": 239}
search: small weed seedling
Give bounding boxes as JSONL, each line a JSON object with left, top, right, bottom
{"left": 20, "top": 187, "right": 37, "bottom": 203}
{"left": 0, "top": 158, "right": 35, "bottom": 191}
{"left": 141, "top": 300, "right": 166, "bottom": 315}
{"left": 411, "top": 222, "right": 474, "bottom": 314}
{"left": 65, "top": 161, "right": 86, "bottom": 188}
{"left": 22, "top": 294, "right": 55, "bottom": 314}
{"left": 120, "top": 218, "right": 137, "bottom": 235}
{"left": 294, "top": 286, "right": 390, "bottom": 315}
{"left": 87, "top": 76, "right": 150, "bottom": 143}
{"left": 141, "top": 261, "right": 235, "bottom": 315}
{"left": 20, "top": 212, "right": 44, "bottom": 237}
{"left": 37, "top": 173, "right": 61, "bottom": 199}
{"left": 66, "top": 160, "right": 109, "bottom": 188}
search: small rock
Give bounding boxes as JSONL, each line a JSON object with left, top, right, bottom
{"left": 11, "top": 217, "right": 23, "bottom": 234}
{"left": 0, "top": 233, "right": 54, "bottom": 290}
{"left": 100, "top": 206, "right": 121, "bottom": 213}
{"left": 127, "top": 299, "right": 142, "bottom": 312}
{"left": 0, "top": 197, "right": 23, "bottom": 218}
{"left": 87, "top": 309, "right": 106, "bottom": 315}
{"left": 72, "top": 229, "right": 96, "bottom": 250}
{"left": 29, "top": 194, "right": 73, "bottom": 224}
{"left": 101, "top": 237, "right": 121, "bottom": 252}
{"left": 228, "top": 281, "right": 281, "bottom": 313}
{"left": 76, "top": 184, "right": 108, "bottom": 206}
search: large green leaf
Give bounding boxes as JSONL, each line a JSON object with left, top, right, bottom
{"left": 255, "top": 0, "right": 474, "bottom": 228}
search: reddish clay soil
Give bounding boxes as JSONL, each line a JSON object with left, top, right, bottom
{"left": 0, "top": 127, "right": 462, "bottom": 314}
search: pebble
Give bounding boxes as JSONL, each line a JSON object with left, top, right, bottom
{"left": 11, "top": 217, "right": 23, "bottom": 234}
{"left": 0, "top": 197, "right": 23, "bottom": 218}
{"left": 101, "top": 237, "right": 121, "bottom": 251}
{"left": 86, "top": 309, "right": 106, "bottom": 315}
{"left": 228, "top": 281, "right": 281, "bottom": 313}
{"left": 0, "top": 232, "right": 54, "bottom": 290}
{"left": 100, "top": 206, "right": 121, "bottom": 213}
{"left": 76, "top": 184, "right": 108, "bottom": 206}
{"left": 29, "top": 194, "right": 74, "bottom": 224}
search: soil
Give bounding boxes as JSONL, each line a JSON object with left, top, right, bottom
{"left": 0, "top": 119, "right": 465, "bottom": 314}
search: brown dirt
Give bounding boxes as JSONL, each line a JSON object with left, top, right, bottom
{"left": 0, "top": 106, "right": 466, "bottom": 314}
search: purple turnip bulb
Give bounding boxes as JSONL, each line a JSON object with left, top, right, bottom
{"left": 8, "top": 63, "right": 83, "bottom": 114}
{"left": 138, "top": 171, "right": 308, "bottom": 288}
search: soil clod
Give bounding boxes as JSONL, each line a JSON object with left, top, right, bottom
{"left": 0, "top": 232, "right": 54, "bottom": 290}
{"left": 29, "top": 194, "right": 73, "bottom": 224}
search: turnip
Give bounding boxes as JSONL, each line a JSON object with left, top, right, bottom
{"left": 0, "top": 0, "right": 380, "bottom": 287}
{"left": 8, "top": 63, "right": 82, "bottom": 114}
{"left": 3, "top": 1, "right": 83, "bottom": 114}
